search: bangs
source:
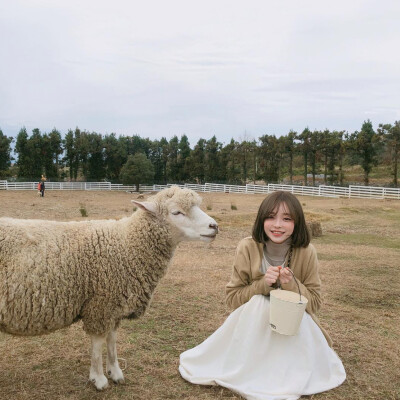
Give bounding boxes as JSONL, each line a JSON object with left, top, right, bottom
{"left": 259, "top": 196, "right": 296, "bottom": 223}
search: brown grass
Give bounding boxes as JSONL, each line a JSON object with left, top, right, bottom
{"left": 0, "top": 190, "right": 399, "bottom": 400}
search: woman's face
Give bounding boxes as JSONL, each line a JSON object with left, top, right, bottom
{"left": 263, "top": 202, "right": 295, "bottom": 244}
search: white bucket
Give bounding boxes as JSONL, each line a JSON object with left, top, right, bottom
{"left": 269, "top": 289, "right": 308, "bottom": 336}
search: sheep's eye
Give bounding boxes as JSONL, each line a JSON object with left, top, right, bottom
{"left": 172, "top": 210, "right": 185, "bottom": 216}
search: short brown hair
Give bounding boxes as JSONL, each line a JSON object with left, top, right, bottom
{"left": 252, "top": 191, "right": 310, "bottom": 247}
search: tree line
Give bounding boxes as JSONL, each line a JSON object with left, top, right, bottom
{"left": 0, "top": 120, "right": 399, "bottom": 187}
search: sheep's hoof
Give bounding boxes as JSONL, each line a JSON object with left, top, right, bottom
{"left": 107, "top": 367, "right": 125, "bottom": 384}
{"left": 90, "top": 375, "right": 109, "bottom": 390}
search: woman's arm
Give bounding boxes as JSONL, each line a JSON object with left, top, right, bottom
{"left": 225, "top": 240, "right": 272, "bottom": 310}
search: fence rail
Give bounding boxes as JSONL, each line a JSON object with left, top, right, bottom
{"left": 0, "top": 180, "right": 399, "bottom": 200}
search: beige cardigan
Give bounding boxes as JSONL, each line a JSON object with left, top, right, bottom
{"left": 226, "top": 237, "right": 333, "bottom": 347}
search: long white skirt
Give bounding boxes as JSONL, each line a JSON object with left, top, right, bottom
{"left": 179, "top": 295, "right": 346, "bottom": 400}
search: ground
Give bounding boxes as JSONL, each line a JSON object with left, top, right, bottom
{"left": 0, "top": 190, "right": 399, "bottom": 400}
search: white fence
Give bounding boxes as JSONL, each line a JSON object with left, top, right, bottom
{"left": 1, "top": 180, "right": 399, "bottom": 200}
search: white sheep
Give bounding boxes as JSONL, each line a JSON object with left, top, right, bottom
{"left": 0, "top": 186, "right": 218, "bottom": 390}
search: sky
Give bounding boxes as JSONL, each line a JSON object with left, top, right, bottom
{"left": 1, "top": 0, "right": 400, "bottom": 146}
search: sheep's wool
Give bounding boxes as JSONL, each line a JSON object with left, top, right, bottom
{"left": 0, "top": 187, "right": 201, "bottom": 336}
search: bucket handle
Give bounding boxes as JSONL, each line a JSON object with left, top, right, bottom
{"left": 280, "top": 268, "right": 303, "bottom": 303}
{"left": 277, "top": 247, "right": 304, "bottom": 303}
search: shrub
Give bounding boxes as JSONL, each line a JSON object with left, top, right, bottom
{"left": 79, "top": 204, "right": 88, "bottom": 217}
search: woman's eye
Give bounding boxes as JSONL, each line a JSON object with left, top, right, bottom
{"left": 172, "top": 211, "right": 185, "bottom": 216}
{"left": 284, "top": 217, "right": 292, "bottom": 221}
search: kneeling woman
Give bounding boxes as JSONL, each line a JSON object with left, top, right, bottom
{"left": 179, "top": 191, "right": 346, "bottom": 400}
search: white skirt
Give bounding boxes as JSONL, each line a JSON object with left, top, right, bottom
{"left": 179, "top": 295, "right": 346, "bottom": 400}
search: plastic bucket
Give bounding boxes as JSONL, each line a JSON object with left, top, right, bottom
{"left": 269, "top": 289, "right": 308, "bottom": 336}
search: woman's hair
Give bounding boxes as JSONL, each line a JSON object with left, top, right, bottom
{"left": 252, "top": 191, "right": 310, "bottom": 247}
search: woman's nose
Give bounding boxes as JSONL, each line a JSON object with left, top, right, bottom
{"left": 273, "top": 218, "right": 282, "bottom": 227}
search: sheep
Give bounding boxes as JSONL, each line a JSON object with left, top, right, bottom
{"left": 0, "top": 186, "right": 218, "bottom": 390}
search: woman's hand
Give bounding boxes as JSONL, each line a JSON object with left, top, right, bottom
{"left": 279, "top": 267, "right": 293, "bottom": 284}
{"left": 265, "top": 266, "right": 281, "bottom": 286}
{"left": 265, "top": 266, "right": 294, "bottom": 286}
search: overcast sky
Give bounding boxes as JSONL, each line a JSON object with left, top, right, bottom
{"left": 1, "top": 0, "right": 400, "bottom": 146}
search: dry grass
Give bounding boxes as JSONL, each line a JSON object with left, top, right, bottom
{"left": 0, "top": 190, "right": 399, "bottom": 400}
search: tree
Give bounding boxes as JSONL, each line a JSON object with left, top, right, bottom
{"left": 166, "top": 135, "right": 179, "bottom": 182}
{"left": 42, "top": 129, "right": 62, "bottom": 179}
{"left": 333, "top": 131, "right": 348, "bottom": 186}
{"left": 64, "top": 129, "right": 78, "bottom": 181}
{"left": 160, "top": 137, "right": 169, "bottom": 183}
{"left": 103, "top": 133, "right": 126, "bottom": 181}
{"left": 379, "top": 122, "right": 400, "bottom": 187}
{"left": 298, "top": 128, "right": 312, "bottom": 185}
{"left": 48, "top": 128, "right": 63, "bottom": 178}
{"left": 322, "top": 130, "right": 347, "bottom": 185}
{"left": 220, "top": 139, "right": 240, "bottom": 184}
{"left": 248, "top": 140, "right": 258, "bottom": 184}
{"left": 87, "top": 133, "right": 106, "bottom": 181}
{"left": 309, "top": 130, "right": 321, "bottom": 186}
{"left": 258, "top": 135, "right": 283, "bottom": 183}
{"left": 236, "top": 140, "right": 258, "bottom": 184}
{"left": 148, "top": 139, "right": 165, "bottom": 184}
{"left": 186, "top": 138, "right": 206, "bottom": 183}
{"left": 177, "top": 135, "right": 191, "bottom": 182}
{"left": 282, "top": 130, "right": 297, "bottom": 184}
{"left": 119, "top": 153, "right": 155, "bottom": 191}
{"left": 30, "top": 128, "right": 44, "bottom": 178}
{"left": 205, "top": 136, "right": 222, "bottom": 182}
{"left": 16, "top": 128, "right": 44, "bottom": 180}
{"left": 350, "top": 120, "right": 380, "bottom": 185}
{"left": 76, "top": 130, "right": 90, "bottom": 180}
{"left": 15, "top": 127, "right": 30, "bottom": 178}
{"left": 0, "top": 129, "right": 13, "bottom": 177}
{"left": 123, "top": 134, "right": 151, "bottom": 157}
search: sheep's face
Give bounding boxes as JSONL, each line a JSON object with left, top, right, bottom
{"left": 166, "top": 203, "right": 218, "bottom": 242}
{"left": 132, "top": 187, "right": 218, "bottom": 243}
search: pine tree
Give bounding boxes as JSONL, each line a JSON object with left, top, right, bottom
{"left": 350, "top": 120, "right": 380, "bottom": 185}
{"left": 15, "top": 127, "right": 30, "bottom": 179}
{"left": 0, "top": 129, "right": 13, "bottom": 177}
{"left": 177, "top": 135, "right": 191, "bottom": 182}
{"left": 167, "top": 136, "right": 179, "bottom": 182}
{"left": 103, "top": 133, "right": 127, "bottom": 181}
{"left": 220, "top": 139, "right": 240, "bottom": 184}
{"left": 205, "top": 136, "right": 222, "bottom": 182}
{"left": 87, "top": 133, "right": 105, "bottom": 181}
{"left": 187, "top": 138, "right": 206, "bottom": 183}
{"left": 282, "top": 130, "right": 297, "bottom": 185}
{"left": 298, "top": 128, "right": 312, "bottom": 185}
{"left": 379, "top": 122, "right": 400, "bottom": 187}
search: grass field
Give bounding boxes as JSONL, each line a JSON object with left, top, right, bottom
{"left": 0, "top": 190, "right": 399, "bottom": 400}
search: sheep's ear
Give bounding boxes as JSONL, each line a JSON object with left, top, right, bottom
{"left": 131, "top": 200, "right": 158, "bottom": 214}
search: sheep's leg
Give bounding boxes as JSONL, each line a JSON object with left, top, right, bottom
{"left": 106, "top": 329, "right": 125, "bottom": 384}
{"left": 89, "top": 334, "right": 109, "bottom": 390}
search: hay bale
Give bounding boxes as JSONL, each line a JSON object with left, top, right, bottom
{"left": 307, "top": 221, "right": 322, "bottom": 237}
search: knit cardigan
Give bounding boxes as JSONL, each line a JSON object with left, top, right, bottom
{"left": 226, "top": 237, "right": 333, "bottom": 347}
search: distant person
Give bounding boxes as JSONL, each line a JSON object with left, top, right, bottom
{"left": 179, "top": 191, "right": 346, "bottom": 400}
{"left": 40, "top": 181, "right": 45, "bottom": 197}
{"left": 37, "top": 182, "right": 41, "bottom": 196}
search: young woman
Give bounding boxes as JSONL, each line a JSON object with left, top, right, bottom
{"left": 179, "top": 191, "right": 346, "bottom": 400}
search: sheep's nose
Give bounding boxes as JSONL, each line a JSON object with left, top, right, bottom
{"left": 209, "top": 223, "right": 219, "bottom": 233}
